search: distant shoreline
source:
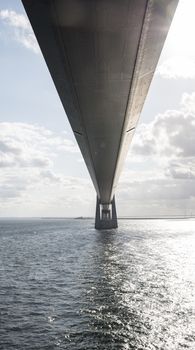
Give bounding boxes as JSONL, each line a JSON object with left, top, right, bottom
{"left": 0, "top": 216, "right": 194, "bottom": 220}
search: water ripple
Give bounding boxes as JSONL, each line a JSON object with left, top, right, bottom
{"left": 0, "top": 218, "right": 195, "bottom": 349}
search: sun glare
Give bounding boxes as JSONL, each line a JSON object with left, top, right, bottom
{"left": 165, "top": 0, "right": 195, "bottom": 57}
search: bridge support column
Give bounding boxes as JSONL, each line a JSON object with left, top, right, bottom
{"left": 95, "top": 196, "right": 118, "bottom": 230}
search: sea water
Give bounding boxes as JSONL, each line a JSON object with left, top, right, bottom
{"left": 0, "top": 218, "right": 194, "bottom": 349}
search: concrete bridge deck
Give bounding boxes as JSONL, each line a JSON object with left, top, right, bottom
{"left": 22, "top": 0, "right": 178, "bottom": 228}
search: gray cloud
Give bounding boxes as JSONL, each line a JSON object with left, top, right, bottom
{"left": 40, "top": 169, "right": 62, "bottom": 183}
{"left": 119, "top": 177, "right": 195, "bottom": 202}
{"left": 0, "top": 175, "right": 28, "bottom": 200}
{"left": 165, "top": 159, "right": 195, "bottom": 180}
{"left": 0, "top": 140, "right": 21, "bottom": 155}
{"left": 0, "top": 185, "right": 25, "bottom": 199}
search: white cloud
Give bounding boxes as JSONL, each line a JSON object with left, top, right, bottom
{"left": 0, "top": 122, "right": 78, "bottom": 169}
{"left": 0, "top": 122, "right": 94, "bottom": 216}
{"left": 0, "top": 9, "right": 39, "bottom": 53}
{"left": 181, "top": 92, "right": 195, "bottom": 114}
{"left": 0, "top": 169, "right": 94, "bottom": 217}
{"left": 118, "top": 92, "right": 195, "bottom": 215}
{"left": 0, "top": 9, "right": 29, "bottom": 29}
{"left": 157, "top": 56, "right": 195, "bottom": 79}
{"left": 131, "top": 103, "right": 195, "bottom": 160}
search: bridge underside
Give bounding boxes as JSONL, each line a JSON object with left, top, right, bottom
{"left": 22, "top": 0, "right": 178, "bottom": 229}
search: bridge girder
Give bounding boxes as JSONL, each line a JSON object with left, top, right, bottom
{"left": 22, "top": 0, "right": 178, "bottom": 228}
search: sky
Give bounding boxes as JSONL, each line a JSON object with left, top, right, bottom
{"left": 0, "top": 0, "right": 195, "bottom": 217}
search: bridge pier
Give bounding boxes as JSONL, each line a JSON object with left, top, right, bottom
{"left": 95, "top": 196, "right": 118, "bottom": 230}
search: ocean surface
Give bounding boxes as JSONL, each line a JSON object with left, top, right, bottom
{"left": 0, "top": 218, "right": 194, "bottom": 350}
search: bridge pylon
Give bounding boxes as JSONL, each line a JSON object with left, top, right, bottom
{"left": 95, "top": 196, "right": 118, "bottom": 230}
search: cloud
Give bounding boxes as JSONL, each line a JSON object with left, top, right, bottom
{"left": 166, "top": 165, "right": 195, "bottom": 180}
{"left": 181, "top": 92, "right": 195, "bottom": 114}
{"left": 0, "top": 122, "right": 78, "bottom": 169}
{"left": 157, "top": 57, "right": 195, "bottom": 79}
{"left": 118, "top": 92, "right": 195, "bottom": 215}
{"left": 0, "top": 9, "right": 39, "bottom": 53}
{"left": 0, "top": 121, "right": 79, "bottom": 194}
{"left": 0, "top": 123, "right": 50, "bottom": 168}
{"left": 131, "top": 107, "right": 195, "bottom": 160}
{"left": 40, "top": 169, "right": 62, "bottom": 183}
{"left": 118, "top": 178, "right": 195, "bottom": 201}
{"left": 117, "top": 176, "right": 195, "bottom": 217}
{"left": 0, "top": 182, "right": 26, "bottom": 199}
{"left": 0, "top": 169, "right": 94, "bottom": 216}
{"left": 0, "top": 122, "right": 94, "bottom": 216}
